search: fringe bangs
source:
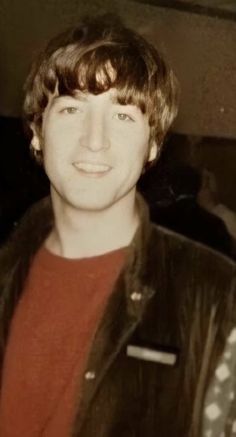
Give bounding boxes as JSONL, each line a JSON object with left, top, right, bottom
{"left": 45, "top": 42, "right": 150, "bottom": 116}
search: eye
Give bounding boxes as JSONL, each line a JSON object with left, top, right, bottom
{"left": 61, "top": 107, "right": 80, "bottom": 114}
{"left": 116, "top": 113, "right": 134, "bottom": 122}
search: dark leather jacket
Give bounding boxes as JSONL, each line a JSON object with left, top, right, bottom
{"left": 0, "top": 195, "right": 236, "bottom": 436}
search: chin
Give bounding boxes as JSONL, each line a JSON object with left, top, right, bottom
{"left": 68, "top": 196, "right": 116, "bottom": 213}
{"left": 54, "top": 186, "right": 129, "bottom": 213}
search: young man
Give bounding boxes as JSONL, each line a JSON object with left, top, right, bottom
{"left": 0, "top": 15, "right": 235, "bottom": 437}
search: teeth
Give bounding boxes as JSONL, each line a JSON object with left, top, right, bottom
{"left": 74, "top": 162, "right": 110, "bottom": 173}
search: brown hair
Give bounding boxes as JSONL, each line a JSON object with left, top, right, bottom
{"left": 24, "top": 14, "right": 179, "bottom": 148}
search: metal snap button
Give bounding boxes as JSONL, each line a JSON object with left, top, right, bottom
{"left": 130, "top": 291, "right": 142, "bottom": 301}
{"left": 84, "top": 370, "right": 96, "bottom": 380}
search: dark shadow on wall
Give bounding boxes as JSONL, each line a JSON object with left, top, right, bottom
{"left": 0, "top": 116, "right": 49, "bottom": 244}
{"left": 139, "top": 134, "right": 236, "bottom": 209}
{"left": 138, "top": 134, "right": 236, "bottom": 259}
{"left": 133, "top": 0, "right": 236, "bottom": 23}
{"left": 156, "top": 134, "right": 236, "bottom": 212}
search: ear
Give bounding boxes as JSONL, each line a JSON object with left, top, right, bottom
{"left": 147, "top": 141, "right": 159, "bottom": 162}
{"left": 30, "top": 123, "right": 41, "bottom": 151}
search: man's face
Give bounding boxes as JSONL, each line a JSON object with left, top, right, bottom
{"left": 32, "top": 88, "right": 157, "bottom": 212}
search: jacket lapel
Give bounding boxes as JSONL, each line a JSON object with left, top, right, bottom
{"left": 73, "top": 196, "right": 156, "bottom": 434}
{"left": 73, "top": 277, "right": 156, "bottom": 435}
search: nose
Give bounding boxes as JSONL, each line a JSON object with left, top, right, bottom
{"left": 81, "top": 111, "right": 109, "bottom": 152}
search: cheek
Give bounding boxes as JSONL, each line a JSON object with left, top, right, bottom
{"left": 119, "top": 146, "right": 148, "bottom": 179}
{"left": 42, "top": 143, "right": 66, "bottom": 177}
{"left": 42, "top": 128, "right": 71, "bottom": 160}
{"left": 115, "top": 129, "right": 149, "bottom": 150}
{"left": 129, "top": 138, "right": 150, "bottom": 162}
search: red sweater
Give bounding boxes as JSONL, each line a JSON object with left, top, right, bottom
{"left": 0, "top": 245, "right": 127, "bottom": 436}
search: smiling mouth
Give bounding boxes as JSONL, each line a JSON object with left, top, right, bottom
{"left": 73, "top": 162, "right": 111, "bottom": 174}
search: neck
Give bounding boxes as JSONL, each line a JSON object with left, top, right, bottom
{"left": 45, "top": 192, "right": 139, "bottom": 259}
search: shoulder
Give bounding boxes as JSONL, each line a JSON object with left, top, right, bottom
{"left": 151, "top": 221, "right": 235, "bottom": 267}
{"left": 0, "top": 197, "right": 53, "bottom": 286}
{"left": 147, "top": 223, "right": 236, "bottom": 301}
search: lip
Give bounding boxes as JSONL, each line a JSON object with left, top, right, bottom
{"left": 73, "top": 161, "right": 112, "bottom": 177}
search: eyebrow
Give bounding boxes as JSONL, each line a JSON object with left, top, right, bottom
{"left": 73, "top": 91, "right": 88, "bottom": 102}
{"left": 110, "top": 98, "right": 140, "bottom": 112}
{"left": 110, "top": 92, "right": 126, "bottom": 105}
{"left": 110, "top": 95, "right": 119, "bottom": 104}
{"left": 109, "top": 93, "right": 138, "bottom": 108}
{"left": 51, "top": 92, "right": 88, "bottom": 106}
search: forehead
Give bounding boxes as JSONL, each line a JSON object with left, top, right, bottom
{"left": 49, "top": 87, "right": 139, "bottom": 107}
{"left": 72, "top": 87, "right": 119, "bottom": 103}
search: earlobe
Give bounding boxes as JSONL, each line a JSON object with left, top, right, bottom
{"left": 30, "top": 125, "right": 43, "bottom": 164}
{"left": 31, "top": 135, "right": 41, "bottom": 151}
{"left": 148, "top": 141, "right": 159, "bottom": 162}
{"left": 30, "top": 124, "right": 41, "bottom": 151}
